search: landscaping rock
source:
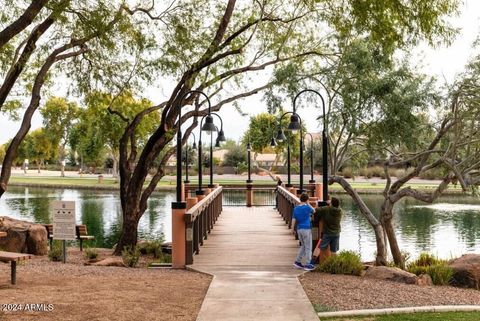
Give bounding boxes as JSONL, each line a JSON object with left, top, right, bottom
{"left": 449, "top": 254, "right": 480, "bottom": 289}
{"left": 363, "top": 266, "right": 417, "bottom": 284}
{"left": 89, "top": 257, "right": 126, "bottom": 267}
{"left": 0, "top": 216, "right": 48, "bottom": 255}
{"left": 415, "top": 274, "right": 433, "bottom": 286}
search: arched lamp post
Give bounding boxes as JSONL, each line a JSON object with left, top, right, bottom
{"left": 276, "top": 112, "right": 302, "bottom": 190}
{"left": 172, "top": 89, "right": 214, "bottom": 268}
{"left": 293, "top": 89, "right": 328, "bottom": 200}
{"left": 195, "top": 97, "right": 217, "bottom": 197}
{"left": 174, "top": 90, "right": 215, "bottom": 204}
{"left": 207, "top": 113, "right": 226, "bottom": 188}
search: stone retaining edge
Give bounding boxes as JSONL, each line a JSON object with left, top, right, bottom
{"left": 317, "top": 305, "right": 480, "bottom": 318}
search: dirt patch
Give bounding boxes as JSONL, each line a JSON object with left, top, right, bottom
{"left": 301, "top": 272, "right": 480, "bottom": 311}
{"left": 0, "top": 248, "right": 211, "bottom": 321}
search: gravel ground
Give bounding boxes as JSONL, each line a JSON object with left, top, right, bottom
{"left": 300, "top": 272, "right": 480, "bottom": 311}
{"left": 0, "top": 248, "right": 211, "bottom": 321}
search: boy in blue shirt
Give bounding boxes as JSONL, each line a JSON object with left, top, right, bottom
{"left": 292, "top": 193, "right": 315, "bottom": 271}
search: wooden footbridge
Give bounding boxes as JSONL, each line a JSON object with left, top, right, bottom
{"left": 171, "top": 183, "right": 326, "bottom": 321}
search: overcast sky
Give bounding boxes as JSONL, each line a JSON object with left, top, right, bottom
{"left": 1, "top": 1, "right": 479, "bottom": 145}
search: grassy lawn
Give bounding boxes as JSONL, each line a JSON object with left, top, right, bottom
{"left": 321, "top": 311, "right": 480, "bottom": 321}
{"left": 9, "top": 176, "right": 172, "bottom": 188}
{"left": 8, "top": 175, "right": 461, "bottom": 192}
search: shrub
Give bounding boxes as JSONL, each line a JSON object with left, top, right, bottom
{"left": 317, "top": 251, "right": 363, "bottom": 276}
{"left": 388, "top": 168, "right": 406, "bottom": 178}
{"left": 407, "top": 253, "right": 454, "bottom": 285}
{"left": 428, "top": 264, "right": 454, "bottom": 286}
{"left": 369, "top": 166, "right": 384, "bottom": 178}
{"left": 340, "top": 167, "right": 355, "bottom": 179}
{"left": 147, "top": 253, "right": 173, "bottom": 267}
{"left": 419, "top": 168, "right": 443, "bottom": 180}
{"left": 411, "top": 252, "right": 440, "bottom": 266}
{"left": 84, "top": 246, "right": 99, "bottom": 260}
{"left": 122, "top": 245, "right": 140, "bottom": 268}
{"left": 138, "top": 234, "right": 165, "bottom": 259}
{"left": 359, "top": 167, "right": 371, "bottom": 178}
{"left": 48, "top": 241, "right": 63, "bottom": 262}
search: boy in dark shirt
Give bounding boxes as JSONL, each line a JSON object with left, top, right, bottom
{"left": 315, "top": 197, "right": 343, "bottom": 260}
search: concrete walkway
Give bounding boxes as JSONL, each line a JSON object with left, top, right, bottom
{"left": 190, "top": 207, "right": 318, "bottom": 321}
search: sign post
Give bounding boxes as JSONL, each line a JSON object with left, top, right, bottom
{"left": 52, "top": 201, "right": 76, "bottom": 263}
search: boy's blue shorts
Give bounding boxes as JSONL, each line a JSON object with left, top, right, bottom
{"left": 320, "top": 234, "right": 340, "bottom": 253}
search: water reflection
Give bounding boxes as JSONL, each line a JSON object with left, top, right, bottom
{"left": 335, "top": 194, "right": 480, "bottom": 260}
{"left": 1, "top": 186, "right": 480, "bottom": 260}
{"left": 0, "top": 186, "right": 173, "bottom": 249}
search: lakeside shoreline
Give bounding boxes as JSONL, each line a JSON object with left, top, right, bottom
{"left": 7, "top": 177, "right": 467, "bottom": 195}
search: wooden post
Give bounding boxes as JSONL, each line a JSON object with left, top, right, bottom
{"left": 186, "top": 197, "right": 198, "bottom": 210}
{"left": 315, "top": 183, "right": 323, "bottom": 200}
{"left": 246, "top": 183, "right": 253, "bottom": 207}
{"left": 172, "top": 205, "right": 187, "bottom": 268}
{"left": 11, "top": 261, "right": 16, "bottom": 285}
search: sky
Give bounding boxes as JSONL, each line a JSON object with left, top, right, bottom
{"left": 1, "top": 1, "right": 479, "bottom": 145}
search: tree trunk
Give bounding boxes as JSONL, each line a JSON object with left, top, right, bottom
{"left": 382, "top": 211, "right": 404, "bottom": 268}
{"left": 112, "top": 155, "right": 119, "bottom": 178}
{"left": 61, "top": 164, "right": 65, "bottom": 177}
{"left": 113, "top": 213, "right": 140, "bottom": 255}
{"left": 329, "top": 175, "right": 388, "bottom": 265}
{"left": 373, "top": 224, "right": 388, "bottom": 266}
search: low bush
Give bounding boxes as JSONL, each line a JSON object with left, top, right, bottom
{"left": 340, "top": 167, "right": 355, "bottom": 179}
{"left": 359, "top": 167, "right": 371, "bottom": 178}
{"left": 138, "top": 234, "right": 165, "bottom": 259}
{"left": 388, "top": 168, "right": 406, "bottom": 178}
{"left": 84, "top": 246, "right": 99, "bottom": 260}
{"left": 418, "top": 168, "right": 445, "bottom": 180}
{"left": 122, "top": 245, "right": 140, "bottom": 268}
{"left": 48, "top": 241, "right": 63, "bottom": 262}
{"left": 147, "top": 253, "right": 172, "bottom": 267}
{"left": 370, "top": 166, "right": 385, "bottom": 178}
{"left": 428, "top": 264, "right": 454, "bottom": 286}
{"left": 407, "top": 252, "right": 454, "bottom": 285}
{"left": 317, "top": 251, "right": 363, "bottom": 276}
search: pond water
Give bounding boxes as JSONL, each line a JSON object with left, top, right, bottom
{"left": 1, "top": 186, "right": 480, "bottom": 261}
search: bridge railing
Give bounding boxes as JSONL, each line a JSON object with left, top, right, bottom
{"left": 222, "top": 187, "right": 276, "bottom": 206}
{"left": 185, "top": 186, "right": 223, "bottom": 264}
{"left": 276, "top": 186, "right": 300, "bottom": 229}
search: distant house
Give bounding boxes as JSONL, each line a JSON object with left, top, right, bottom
{"left": 255, "top": 153, "right": 281, "bottom": 167}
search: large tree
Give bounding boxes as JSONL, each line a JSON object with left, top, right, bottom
{"left": 40, "top": 97, "right": 79, "bottom": 176}
{"left": 0, "top": 0, "right": 158, "bottom": 196}
{"left": 330, "top": 49, "right": 480, "bottom": 267}
{"left": 108, "top": 0, "right": 460, "bottom": 254}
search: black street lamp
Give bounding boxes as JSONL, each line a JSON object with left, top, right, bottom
{"left": 184, "top": 132, "right": 197, "bottom": 184}
{"left": 207, "top": 113, "right": 225, "bottom": 188}
{"left": 294, "top": 89, "right": 328, "bottom": 200}
{"left": 196, "top": 96, "right": 217, "bottom": 197}
{"left": 304, "top": 132, "right": 315, "bottom": 184}
{"left": 246, "top": 135, "right": 252, "bottom": 183}
{"left": 174, "top": 90, "right": 214, "bottom": 205}
{"left": 276, "top": 112, "right": 302, "bottom": 189}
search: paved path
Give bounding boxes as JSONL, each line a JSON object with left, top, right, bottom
{"left": 190, "top": 207, "right": 318, "bottom": 321}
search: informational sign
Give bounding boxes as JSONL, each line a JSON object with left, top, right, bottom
{"left": 52, "top": 201, "right": 76, "bottom": 240}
